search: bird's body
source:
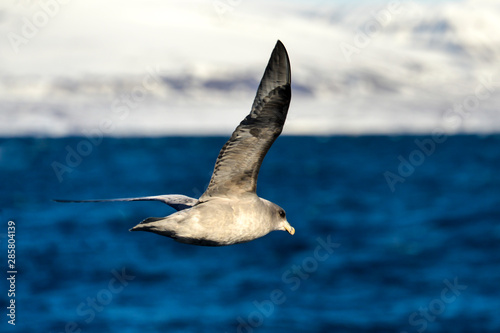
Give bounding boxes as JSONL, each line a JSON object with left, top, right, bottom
{"left": 56, "top": 40, "right": 294, "bottom": 246}
{"left": 137, "top": 195, "right": 288, "bottom": 246}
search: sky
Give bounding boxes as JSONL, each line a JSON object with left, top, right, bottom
{"left": 0, "top": 0, "right": 499, "bottom": 136}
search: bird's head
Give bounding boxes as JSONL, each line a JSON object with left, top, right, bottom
{"left": 273, "top": 204, "right": 295, "bottom": 235}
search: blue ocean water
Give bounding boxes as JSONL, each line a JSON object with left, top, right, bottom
{"left": 1, "top": 135, "right": 499, "bottom": 333}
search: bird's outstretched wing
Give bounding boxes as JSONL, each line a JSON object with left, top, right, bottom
{"left": 200, "top": 40, "right": 291, "bottom": 200}
{"left": 54, "top": 194, "right": 198, "bottom": 211}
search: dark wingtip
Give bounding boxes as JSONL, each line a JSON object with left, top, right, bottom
{"left": 271, "top": 40, "right": 291, "bottom": 85}
{"left": 53, "top": 199, "right": 71, "bottom": 203}
{"left": 275, "top": 40, "right": 287, "bottom": 56}
{"left": 53, "top": 199, "right": 97, "bottom": 203}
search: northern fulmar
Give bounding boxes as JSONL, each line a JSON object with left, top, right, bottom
{"left": 56, "top": 40, "right": 294, "bottom": 246}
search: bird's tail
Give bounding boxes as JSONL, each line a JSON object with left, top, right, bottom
{"left": 129, "top": 217, "right": 164, "bottom": 231}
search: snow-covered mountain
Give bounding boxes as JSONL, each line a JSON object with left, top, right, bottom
{"left": 0, "top": 0, "right": 499, "bottom": 136}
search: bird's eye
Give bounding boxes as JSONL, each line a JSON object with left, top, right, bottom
{"left": 279, "top": 210, "right": 286, "bottom": 219}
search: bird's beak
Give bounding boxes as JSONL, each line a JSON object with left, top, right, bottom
{"left": 283, "top": 221, "right": 295, "bottom": 235}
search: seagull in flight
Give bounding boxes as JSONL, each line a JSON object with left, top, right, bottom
{"left": 56, "top": 40, "right": 294, "bottom": 246}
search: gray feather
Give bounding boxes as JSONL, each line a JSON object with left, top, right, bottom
{"left": 200, "top": 40, "right": 291, "bottom": 200}
{"left": 54, "top": 194, "right": 198, "bottom": 211}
